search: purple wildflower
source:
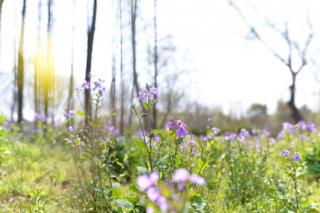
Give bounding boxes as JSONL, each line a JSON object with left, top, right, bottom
{"left": 138, "top": 89, "right": 147, "bottom": 101}
{"left": 165, "top": 119, "right": 188, "bottom": 138}
{"left": 147, "top": 187, "right": 161, "bottom": 202}
{"left": 280, "top": 149, "right": 291, "bottom": 157}
{"left": 154, "top": 134, "right": 161, "bottom": 143}
{"left": 262, "top": 128, "right": 271, "bottom": 137}
{"left": 137, "top": 172, "right": 159, "bottom": 192}
{"left": 177, "top": 126, "right": 188, "bottom": 138}
{"left": 291, "top": 152, "right": 302, "bottom": 161}
{"left": 172, "top": 168, "right": 190, "bottom": 183}
{"left": 81, "top": 80, "right": 90, "bottom": 90}
{"left": 238, "top": 128, "right": 250, "bottom": 142}
{"left": 165, "top": 120, "right": 175, "bottom": 130}
{"left": 224, "top": 131, "right": 236, "bottom": 141}
{"left": 190, "top": 174, "right": 206, "bottom": 186}
{"left": 298, "top": 121, "right": 307, "bottom": 130}
{"left": 34, "top": 113, "right": 47, "bottom": 122}
{"left": 93, "top": 79, "right": 106, "bottom": 93}
{"left": 277, "top": 129, "right": 285, "bottom": 139}
{"left": 146, "top": 207, "right": 154, "bottom": 213}
{"left": 156, "top": 196, "right": 168, "bottom": 212}
{"left": 138, "top": 85, "right": 157, "bottom": 102}
{"left": 106, "top": 121, "right": 120, "bottom": 136}
{"left": 68, "top": 126, "right": 75, "bottom": 132}
{"left": 148, "top": 86, "right": 157, "bottom": 101}
{"left": 306, "top": 122, "right": 316, "bottom": 132}
{"left": 191, "top": 148, "right": 197, "bottom": 155}
{"left": 212, "top": 127, "right": 220, "bottom": 135}
{"left": 64, "top": 110, "right": 75, "bottom": 120}
{"left": 269, "top": 138, "right": 276, "bottom": 145}
{"left": 282, "top": 122, "right": 296, "bottom": 134}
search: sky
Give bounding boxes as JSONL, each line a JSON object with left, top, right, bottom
{"left": 1, "top": 0, "right": 320, "bottom": 118}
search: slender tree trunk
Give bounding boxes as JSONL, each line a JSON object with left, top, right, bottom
{"left": 17, "top": 0, "right": 27, "bottom": 124}
{"left": 152, "top": 0, "right": 158, "bottom": 129}
{"left": 67, "top": 69, "right": 74, "bottom": 112}
{"left": 0, "top": 1, "right": 4, "bottom": 14}
{"left": 110, "top": 55, "right": 116, "bottom": 125}
{"left": 45, "top": 0, "right": 54, "bottom": 125}
{"left": 128, "top": 85, "right": 134, "bottom": 128}
{"left": 11, "top": 43, "right": 17, "bottom": 122}
{"left": 288, "top": 73, "right": 302, "bottom": 122}
{"left": 130, "top": 0, "right": 149, "bottom": 130}
{"left": 84, "top": 0, "right": 97, "bottom": 126}
{"left": 131, "top": 0, "right": 140, "bottom": 97}
{"left": 119, "top": 0, "right": 125, "bottom": 134}
{"left": 68, "top": 0, "right": 76, "bottom": 112}
{"left": 34, "top": 0, "right": 42, "bottom": 120}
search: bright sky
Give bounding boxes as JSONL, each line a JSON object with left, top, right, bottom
{"left": 1, "top": 0, "right": 320, "bottom": 117}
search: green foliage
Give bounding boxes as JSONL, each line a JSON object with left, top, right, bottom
{"left": 2, "top": 96, "right": 320, "bottom": 212}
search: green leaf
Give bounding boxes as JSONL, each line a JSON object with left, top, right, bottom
{"left": 143, "top": 102, "right": 150, "bottom": 111}
{"left": 137, "top": 166, "right": 148, "bottom": 176}
{"left": 114, "top": 199, "right": 134, "bottom": 210}
{"left": 190, "top": 194, "right": 206, "bottom": 213}
{"left": 76, "top": 111, "right": 86, "bottom": 117}
{"left": 177, "top": 138, "right": 184, "bottom": 145}
{"left": 0, "top": 115, "right": 6, "bottom": 124}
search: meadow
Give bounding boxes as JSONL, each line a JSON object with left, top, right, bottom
{"left": 0, "top": 85, "right": 320, "bottom": 213}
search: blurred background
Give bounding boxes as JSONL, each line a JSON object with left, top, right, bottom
{"left": 1, "top": 0, "right": 320, "bottom": 135}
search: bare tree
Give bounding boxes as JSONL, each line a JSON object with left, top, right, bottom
{"left": 67, "top": 0, "right": 76, "bottom": 112}
{"left": 130, "top": 0, "right": 140, "bottom": 97}
{"left": 128, "top": 0, "right": 141, "bottom": 128}
{"left": 119, "top": 0, "right": 125, "bottom": 134}
{"left": 152, "top": 0, "right": 158, "bottom": 129}
{"left": 84, "top": 0, "right": 97, "bottom": 126}
{"left": 17, "top": 0, "right": 27, "bottom": 124}
{"left": 0, "top": 0, "right": 4, "bottom": 13}
{"left": 11, "top": 39, "right": 17, "bottom": 122}
{"left": 47, "top": 0, "right": 54, "bottom": 124}
{"left": 110, "top": 53, "right": 116, "bottom": 125}
{"left": 34, "top": 0, "right": 42, "bottom": 119}
{"left": 229, "top": 1, "right": 313, "bottom": 122}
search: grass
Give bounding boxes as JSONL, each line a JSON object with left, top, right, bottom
{"left": 0, "top": 137, "right": 77, "bottom": 212}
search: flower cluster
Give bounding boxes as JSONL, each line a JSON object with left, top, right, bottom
{"left": 34, "top": 113, "right": 47, "bottom": 122}
{"left": 278, "top": 121, "right": 317, "bottom": 139}
{"left": 81, "top": 80, "right": 90, "bottom": 90}
{"left": 137, "top": 172, "right": 168, "bottom": 212}
{"left": 280, "top": 149, "right": 301, "bottom": 161}
{"left": 64, "top": 110, "right": 75, "bottom": 120}
{"left": 224, "top": 131, "right": 236, "bottom": 141}
{"left": 165, "top": 119, "right": 188, "bottom": 138}
{"left": 298, "top": 121, "right": 316, "bottom": 132}
{"left": 212, "top": 127, "right": 220, "bottom": 135}
{"left": 93, "top": 79, "right": 106, "bottom": 93}
{"left": 138, "top": 85, "right": 157, "bottom": 102}
{"left": 106, "top": 121, "right": 120, "bottom": 137}
{"left": 238, "top": 128, "right": 250, "bottom": 142}
{"left": 137, "top": 169, "right": 205, "bottom": 212}
{"left": 172, "top": 168, "right": 206, "bottom": 189}
{"left": 80, "top": 79, "right": 106, "bottom": 93}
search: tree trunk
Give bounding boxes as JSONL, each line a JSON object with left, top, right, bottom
{"left": 67, "top": 69, "right": 74, "bottom": 112}
{"left": 11, "top": 42, "right": 17, "bottom": 122}
{"left": 85, "top": 0, "right": 97, "bottom": 126}
{"left": 17, "top": 0, "right": 27, "bottom": 124}
{"left": 67, "top": 0, "right": 76, "bottom": 112}
{"left": 131, "top": 0, "right": 140, "bottom": 97}
{"left": 119, "top": 0, "right": 125, "bottom": 134}
{"left": 152, "top": 0, "right": 158, "bottom": 129}
{"left": 110, "top": 55, "right": 116, "bottom": 125}
{"left": 287, "top": 73, "right": 303, "bottom": 122}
